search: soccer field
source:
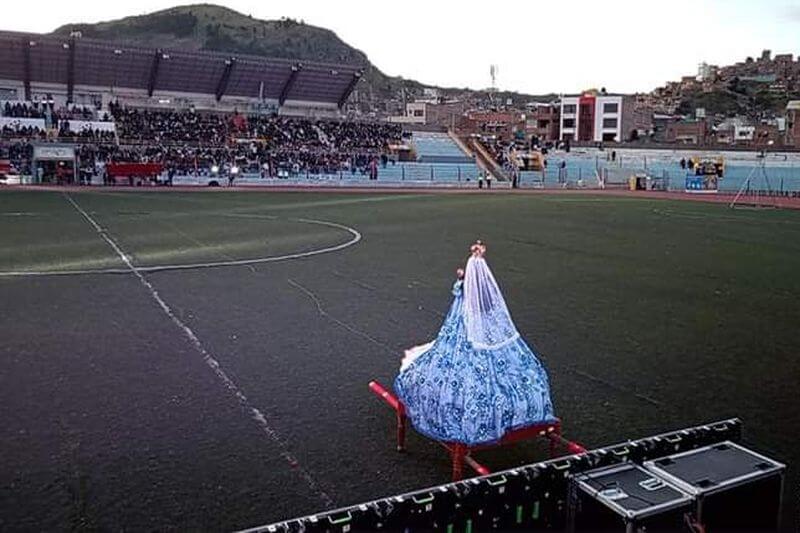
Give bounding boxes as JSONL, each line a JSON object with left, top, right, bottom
{"left": 1, "top": 188, "right": 798, "bottom": 530}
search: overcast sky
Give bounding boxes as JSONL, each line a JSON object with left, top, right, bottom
{"left": 3, "top": 0, "right": 799, "bottom": 94}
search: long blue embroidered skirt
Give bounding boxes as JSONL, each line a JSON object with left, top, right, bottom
{"left": 395, "top": 285, "right": 555, "bottom": 446}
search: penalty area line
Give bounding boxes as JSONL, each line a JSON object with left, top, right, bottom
{"left": 62, "top": 192, "right": 336, "bottom": 508}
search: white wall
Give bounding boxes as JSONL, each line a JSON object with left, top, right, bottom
{"left": 559, "top": 96, "right": 579, "bottom": 140}
{"left": 388, "top": 115, "right": 426, "bottom": 124}
{"left": 734, "top": 125, "right": 755, "bottom": 141}
{"left": 0, "top": 117, "right": 46, "bottom": 129}
{"left": 59, "top": 119, "right": 116, "bottom": 132}
{"left": 594, "top": 95, "right": 623, "bottom": 142}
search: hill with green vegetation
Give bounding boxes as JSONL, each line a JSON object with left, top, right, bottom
{"left": 677, "top": 72, "right": 800, "bottom": 117}
{"left": 677, "top": 79, "right": 798, "bottom": 118}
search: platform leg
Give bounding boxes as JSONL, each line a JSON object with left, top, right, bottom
{"left": 452, "top": 444, "right": 466, "bottom": 481}
{"left": 396, "top": 406, "right": 406, "bottom": 452}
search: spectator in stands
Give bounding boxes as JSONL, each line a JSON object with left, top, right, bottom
{"left": 369, "top": 158, "right": 378, "bottom": 180}
{"left": 3, "top": 102, "right": 46, "bottom": 119}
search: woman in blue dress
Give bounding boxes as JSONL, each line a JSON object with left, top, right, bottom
{"left": 395, "top": 241, "right": 555, "bottom": 446}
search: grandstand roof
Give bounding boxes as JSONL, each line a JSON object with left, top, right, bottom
{"left": 0, "top": 31, "right": 364, "bottom": 106}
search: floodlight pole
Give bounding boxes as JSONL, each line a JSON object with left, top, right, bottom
{"left": 729, "top": 156, "right": 772, "bottom": 208}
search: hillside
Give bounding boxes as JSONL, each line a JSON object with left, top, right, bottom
{"left": 676, "top": 79, "right": 797, "bottom": 117}
{"left": 50, "top": 4, "right": 424, "bottom": 101}
{"left": 49, "top": 4, "right": 551, "bottom": 109}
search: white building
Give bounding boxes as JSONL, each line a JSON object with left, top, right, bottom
{"left": 734, "top": 124, "right": 755, "bottom": 142}
{"left": 559, "top": 93, "right": 632, "bottom": 143}
{"left": 697, "top": 62, "right": 717, "bottom": 81}
{"left": 388, "top": 101, "right": 427, "bottom": 124}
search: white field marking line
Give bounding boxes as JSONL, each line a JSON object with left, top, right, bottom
{"left": 222, "top": 193, "right": 434, "bottom": 212}
{"left": 217, "top": 213, "right": 278, "bottom": 220}
{"left": 287, "top": 278, "right": 396, "bottom": 355}
{"left": 62, "top": 193, "right": 336, "bottom": 508}
{"left": 166, "top": 220, "right": 257, "bottom": 274}
{"left": 540, "top": 198, "right": 626, "bottom": 203}
{"left": 0, "top": 216, "right": 362, "bottom": 278}
{"left": 651, "top": 207, "right": 800, "bottom": 225}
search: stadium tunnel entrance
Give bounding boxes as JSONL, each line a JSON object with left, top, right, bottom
{"left": 31, "top": 144, "right": 78, "bottom": 185}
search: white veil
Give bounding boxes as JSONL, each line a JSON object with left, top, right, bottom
{"left": 463, "top": 250, "right": 520, "bottom": 350}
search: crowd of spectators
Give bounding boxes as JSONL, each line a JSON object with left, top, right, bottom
{"left": 73, "top": 141, "right": 388, "bottom": 178}
{"left": 58, "top": 106, "right": 104, "bottom": 121}
{"left": 109, "top": 103, "right": 229, "bottom": 144}
{"left": 2, "top": 101, "right": 105, "bottom": 121}
{"left": 0, "top": 141, "right": 35, "bottom": 175}
{"left": 1, "top": 124, "right": 47, "bottom": 140}
{"left": 478, "top": 136, "right": 514, "bottom": 168}
{"left": 239, "top": 114, "right": 401, "bottom": 151}
{"left": 57, "top": 121, "right": 116, "bottom": 143}
{"left": 1, "top": 121, "right": 113, "bottom": 143}
{"left": 2, "top": 103, "right": 404, "bottom": 180}
{"left": 106, "top": 106, "right": 402, "bottom": 176}
{"left": 109, "top": 104, "right": 402, "bottom": 151}
{"left": 3, "top": 102, "right": 47, "bottom": 119}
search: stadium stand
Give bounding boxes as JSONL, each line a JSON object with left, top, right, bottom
{"left": 109, "top": 105, "right": 230, "bottom": 145}
{"left": 1, "top": 97, "right": 489, "bottom": 184}
{"left": 0, "top": 31, "right": 485, "bottom": 185}
{"left": 0, "top": 31, "right": 363, "bottom": 111}
{"left": 0, "top": 106, "right": 410, "bottom": 181}
{"left": 412, "top": 132, "right": 474, "bottom": 164}
{"left": 403, "top": 132, "right": 480, "bottom": 181}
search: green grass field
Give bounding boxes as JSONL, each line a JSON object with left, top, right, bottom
{"left": 1, "top": 188, "right": 798, "bottom": 530}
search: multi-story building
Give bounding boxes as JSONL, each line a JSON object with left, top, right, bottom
{"left": 712, "top": 123, "right": 735, "bottom": 145}
{"left": 388, "top": 101, "right": 428, "bottom": 125}
{"left": 733, "top": 124, "right": 756, "bottom": 144}
{"left": 652, "top": 114, "right": 678, "bottom": 142}
{"left": 786, "top": 101, "right": 800, "bottom": 147}
{"left": 679, "top": 76, "right": 699, "bottom": 91}
{"left": 524, "top": 102, "right": 560, "bottom": 142}
{"left": 388, "top": 99, "right": 468, "bottom": 128}
{"left": 425, "top": 101, "right": 468, "bottom": 128}
{"left": 665, "top": 119, "right": 708, "bottom": 144}
{"left": 559, "top": 92, "right": 641, "bottom": 143}
{"left": 697, "top": 62, "right": 719, "bottom": 81}
{"left": 461, "top": 110, "right": 524, "bottom": 142}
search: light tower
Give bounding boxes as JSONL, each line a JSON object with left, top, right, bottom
{"left": 489, "top": 64, "right": 499, "bottom": 106}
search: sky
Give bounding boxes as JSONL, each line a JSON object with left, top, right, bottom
{"left": 3, "top": 0, "right": 800, "bottom": 95}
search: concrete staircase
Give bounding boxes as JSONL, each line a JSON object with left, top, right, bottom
{"left": 465, "top": 136, "right": 509, "bottom": 181}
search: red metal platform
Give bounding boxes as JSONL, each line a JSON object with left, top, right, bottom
{"left": 369, "top": 380, "right": 585, "bottom": 481}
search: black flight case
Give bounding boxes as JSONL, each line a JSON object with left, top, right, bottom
{"left": 567, "top": 462, "right": 694, "bottom": 532}
{"left": 644, "top": 440, "right": 785, "bottom": 531}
